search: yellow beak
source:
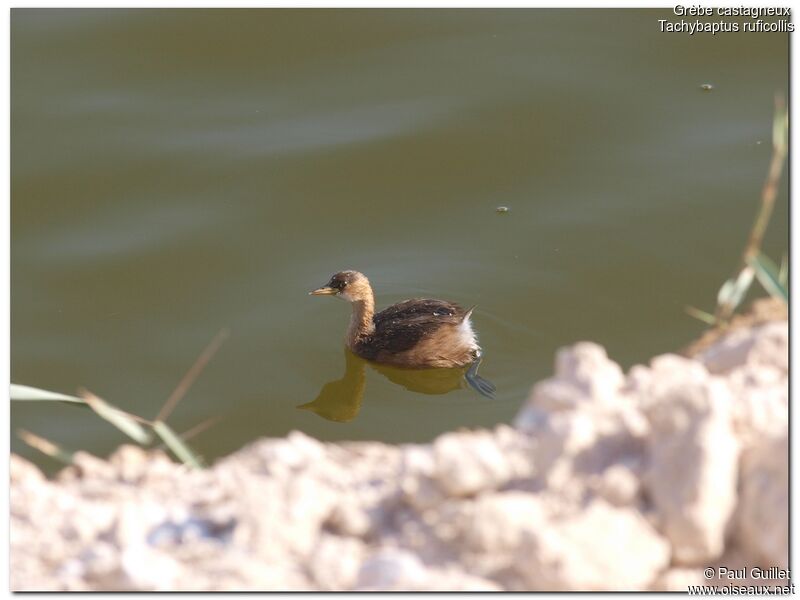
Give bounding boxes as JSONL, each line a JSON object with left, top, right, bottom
{"left": 309, "top": 286, "right": 337, "bottom": 296}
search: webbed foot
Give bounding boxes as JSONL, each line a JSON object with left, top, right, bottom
{"left": 465, "top": 356, "right": 496, "bottom": 399}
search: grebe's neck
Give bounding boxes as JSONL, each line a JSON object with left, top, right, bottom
{"left": 346, "top": 294, "right": 375, "bottom": 347}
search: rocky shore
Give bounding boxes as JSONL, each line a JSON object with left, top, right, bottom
{"left": 10, "top": 302, "right": 788, "bottom": 591}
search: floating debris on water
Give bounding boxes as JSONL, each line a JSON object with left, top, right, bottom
{"left": 495, "top": 206, "right": 510, "bottom": 213}
{"left": 700, "top": 83, "right": 714, "bottom": 91}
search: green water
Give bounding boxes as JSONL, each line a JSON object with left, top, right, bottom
{"left": 11, "top": 9, "right": 789, "bottom": 471}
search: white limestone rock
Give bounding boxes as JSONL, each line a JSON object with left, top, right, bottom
{"left": 354, "top": 548, "right": 429, "bottom": 591}
{"left": 432, "top": 430, "right": 512, "bottom": 496}
{"left": 736, "top": 431, "right": 788, "bottom": 569}
{"left": 517, "top": 499, "right": 670, "bottom": 590}
{"left": 641, "top": 355, "right": 739, "bottom": 565}
{"left": 696, "top": 321, "right": 788, "bottom": 375}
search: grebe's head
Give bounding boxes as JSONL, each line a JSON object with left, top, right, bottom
{"left": 309, "top": 270, "right": 371, "bottom": 302}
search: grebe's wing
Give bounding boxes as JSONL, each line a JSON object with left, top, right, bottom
{"left": 373, "top": 299, "right": 464, "bottom": 323}
{"left": 367, "top": 299, "right": 464, "bottom": 356}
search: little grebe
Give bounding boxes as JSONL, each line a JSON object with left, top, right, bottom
{"left": 310, "top": 270, "right": 495, "bottom": 397}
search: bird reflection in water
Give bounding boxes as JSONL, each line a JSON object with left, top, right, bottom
{"left": 298, "top": 349, "right": 491, "bottom": 423}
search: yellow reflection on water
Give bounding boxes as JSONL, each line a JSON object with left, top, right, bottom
{"left": 298, "top": 349, "right": 474, "bottom": 423}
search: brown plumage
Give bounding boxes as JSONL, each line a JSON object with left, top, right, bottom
{"left": 309, "top": 270, "right": 480, "bottom": 368}
{"left": 310, "top": 270, "right": 495, "bottom": 398}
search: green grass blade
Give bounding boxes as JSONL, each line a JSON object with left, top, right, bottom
{"left": 685, "top": 305, "right": 717, "bottom": 326}
{"left": 773, "top": 99, "right": 788, "bottom": 150}
{"left": 779, "top": 253, "right": 788, "bottom": 287}
{"left": 80, "top": 390, "right": 152, "bottom": 445}
{"left": 153, "top": 421, "right": 204, "bottom": 469}
{"left": 747, "top": 252, "right": 788, "bottom": 301}
{"left": 716, "top": 266, "right": 754, "bottom": 314}
{"left": 10, "top": 384, "right": 84, "bottom": 403}
{"left": 154, "top": 417, "right": 220, "bottom": 452}
{"left": 156, "top": 328, "right": 229, "bottom": 423}
{"left": 17, "top": 429, "right": 74, "bottom": 465}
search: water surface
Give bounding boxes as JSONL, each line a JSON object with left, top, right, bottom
{"left": 11, "top": 9, "right": 789, "bottom": 470}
